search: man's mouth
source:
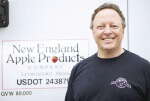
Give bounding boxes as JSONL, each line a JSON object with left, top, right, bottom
{"left": 102, "top": 37, "right": 115, "bottom": 40}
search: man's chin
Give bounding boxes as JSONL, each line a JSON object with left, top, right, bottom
{"left": 101, "top": 46, "right": 115, "bottom": 51}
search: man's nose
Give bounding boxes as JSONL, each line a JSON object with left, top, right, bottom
{"left": 103, "top": 26, "right": 112, "bottom": 35}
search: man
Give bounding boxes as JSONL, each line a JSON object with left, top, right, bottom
{"left": 65, "top": 3, "right": 150, "bottom": 101}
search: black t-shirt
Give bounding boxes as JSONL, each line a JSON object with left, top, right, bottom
{"left": 65, "top": 50, "right": 150, "bottom": 101}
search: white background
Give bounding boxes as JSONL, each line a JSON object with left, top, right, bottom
{"left": 0, "top": 0, "right": 150, "bottom": 101}
{"left": 128, "top": 0, "right": 150, "bottom": 61}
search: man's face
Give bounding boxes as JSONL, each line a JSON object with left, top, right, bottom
{"left": 92, "top": 9, "right": 124, "bottom": 51}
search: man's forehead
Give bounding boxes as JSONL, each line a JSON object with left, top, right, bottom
{"left": 95, "top": 8, "right": 121, "bottom": 18}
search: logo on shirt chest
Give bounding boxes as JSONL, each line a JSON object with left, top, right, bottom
{"left": 110, "top": 77, "right": 131, "bottom": 88}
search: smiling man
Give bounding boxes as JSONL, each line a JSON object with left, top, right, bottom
{"left": 91, "top": 6, "right": 125, "bottom": 58}
{"left": 65, "top": 3, "right": 150, "bottom": 101}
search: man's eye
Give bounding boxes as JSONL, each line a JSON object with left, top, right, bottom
{"left": 97, "top": 26, "right": 104, "bottom": 29}
{"left": 111, "top": 25, "right": 119, "bottom": 29}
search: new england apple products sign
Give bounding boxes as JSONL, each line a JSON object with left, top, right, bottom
{"left": 1, "top": 40, "right": 89, "bottom": 89}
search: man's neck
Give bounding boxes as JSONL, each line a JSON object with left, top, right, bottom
{"left": 98, "top": 48, "right": 124, "bottom": 59}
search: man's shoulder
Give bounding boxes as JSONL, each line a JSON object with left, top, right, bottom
{"left": 125, "top": 50, "right": 150, "bottom": 72}
{"left": 126, "top": 50, "right": 150, "bottom": 65}
{"left": 71, "top": 53, "right": 97, "bottom": 73}
{"left": 77, "top": 53, "right": 97, "bottom": 66}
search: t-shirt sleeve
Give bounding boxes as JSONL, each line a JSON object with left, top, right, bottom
{"left": 65, "top": 65, "right": 77, "bottom": 101}
{"left": 145, "top": 62, "right": 150, "bottom": 101}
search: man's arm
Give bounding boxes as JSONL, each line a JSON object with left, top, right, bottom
{"left": 145, "top": 62, "right": 150, "bottom": 101}
{"left": 65, "top": 65, "right": 77, "bottom": 101}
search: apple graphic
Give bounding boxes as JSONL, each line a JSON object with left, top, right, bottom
{"left": 51, "top": 56, "right": 58, "bottom": 63}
